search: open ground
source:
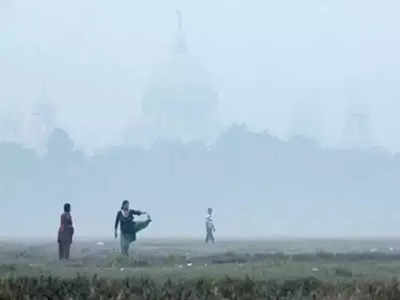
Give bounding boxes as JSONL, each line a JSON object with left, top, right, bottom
{"left": 2, "top": 238, "right": 400, "bottom": 299}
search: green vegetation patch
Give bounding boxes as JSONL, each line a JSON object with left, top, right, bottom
{"left": 1, "top": 275, "right": 400, "bottom": 300}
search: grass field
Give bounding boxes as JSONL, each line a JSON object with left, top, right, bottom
{"left": 1, "top": 238, "right": 400, "bottom": 299}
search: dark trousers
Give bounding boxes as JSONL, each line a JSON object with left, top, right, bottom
{"left": 120, "top": 220, "right": 151, "bottom": 256}
{"left": 205, "top": 229, "right": 215, "bottom": 243}
{"left": 59, "top": 242, "right": 71, "bottom": 260}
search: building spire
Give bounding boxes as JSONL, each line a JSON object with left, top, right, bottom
{"left": 174, "top": 9, "right": 187, "bottom": 54}
{"left": 176, "top": 9, "right": 183, "bottom": 31}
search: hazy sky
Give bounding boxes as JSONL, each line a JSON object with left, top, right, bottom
{"left": 1, "top": 0, "right": 400, "bottom": 152}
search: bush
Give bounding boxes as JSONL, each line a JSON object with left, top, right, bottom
{"left": 1, "top": 276, "right": 400, "bottom": 299}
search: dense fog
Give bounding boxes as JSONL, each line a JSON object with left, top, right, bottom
{"left": 1, "top": 0, "right": 399, "bottom": 238}
{"left": 1, "top": 127, "right": 399, "bottom": 238}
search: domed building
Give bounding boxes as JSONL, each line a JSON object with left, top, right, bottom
{"left": 141, "top": 11, "right": 219, "bottom": 143}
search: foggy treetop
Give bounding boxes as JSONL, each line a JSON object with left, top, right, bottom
{"left": 1, "top": 125, "right": 399, "bottom": 238}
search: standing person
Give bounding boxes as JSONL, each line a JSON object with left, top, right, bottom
{"left": 205, "top": 208, "right": 216, "bottom": 244}
{"left": 114, "top": 200, "right": 152, "bottom": 256}
{"left": 57, "top": 203, "right": 74, "bottom": 260}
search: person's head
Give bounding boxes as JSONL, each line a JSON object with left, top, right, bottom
{"left": 208, "top": 208, "right": 213, "bottom": 215}
{"left": 121, "top": 200, "right": 129, "bottom": 211}
{"left": 64, "top": 203, "right": 71, "bottom": 213}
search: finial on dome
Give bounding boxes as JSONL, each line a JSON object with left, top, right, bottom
{"left": 176, "top": 9, "right": 183, "bottom": 31}
{"left": 174, "top": 9, "right": 187, "bottom": 53}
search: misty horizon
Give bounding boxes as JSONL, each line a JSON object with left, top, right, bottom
{"left": 1, "top": 0, "right": 400, "bottom": 240}
{"left": 1, "top": 125, "right": 399, "bottom": 238}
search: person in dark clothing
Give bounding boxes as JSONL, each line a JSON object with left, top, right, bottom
{"left": 205, "top": 208, "right": 216, "bottom": 244}
{"left": 114, "top": 200, "right": 151, "bottom": 256}
{"left": 58, "top": 203, "right": 74, "bottom": 260}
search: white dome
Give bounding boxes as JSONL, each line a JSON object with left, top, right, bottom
{"left": 142, "top": 53, "right": 218, "bottom": 116}
{"left": 141, "top": 13, "right": 219, "bottom": 142}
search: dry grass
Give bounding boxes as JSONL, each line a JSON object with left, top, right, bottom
{"left": 1, "top": 275, "right": 400, "bottom": 299}
{"left": 2, "top": 239, "right": 400, "bottom": 299}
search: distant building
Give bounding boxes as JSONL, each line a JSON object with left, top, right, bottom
{"left": 22, "top": 84, "right": 57, "bottom": 154}
{"left": 141, "top": 11, "right": 219, "bottom": 143}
